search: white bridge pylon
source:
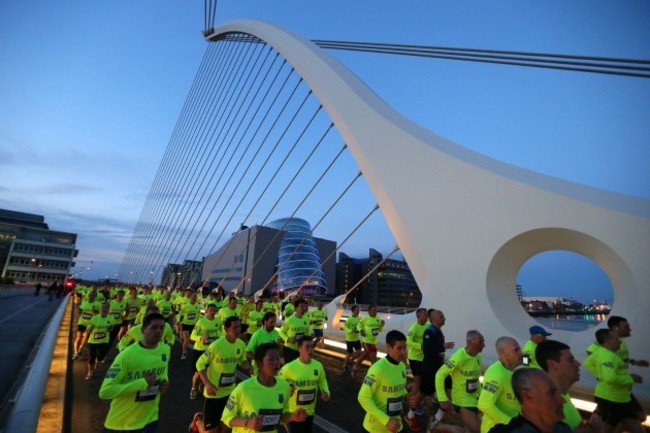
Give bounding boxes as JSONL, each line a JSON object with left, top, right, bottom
{"left": 208, "top": 21, "right": 650, "bottom": 401}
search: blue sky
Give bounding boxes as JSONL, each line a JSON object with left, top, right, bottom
{"left": 1, "top": 1, "right": 648, "bottom": 303}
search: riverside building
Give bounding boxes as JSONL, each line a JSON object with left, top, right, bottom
{"left": 0, "top": 208, "right": 78, "bottom": 284}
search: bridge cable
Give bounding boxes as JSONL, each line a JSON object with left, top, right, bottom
{"left": 313, "top": 40, "right": 650, "bottom": 78}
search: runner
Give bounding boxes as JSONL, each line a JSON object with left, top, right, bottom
{"left": 246, "top": 312, "right": 280, "bottom": 363}
{"left": 342, "top": 305, "right": 363, "bottom": 374}
{"left": 522, "top": 325, "right": 551, "bottom": 369}
{"left": 189, "top": 316, "right": 253, "bottom": 433}
{"left": 244, "top": 300, "right": 264, "bottom": 341}
{"left": 584, "top": 329, "right": 644, "bottom": 433}
{"left": 278, "top": 336, "right": 330, "bottom": 433}
{"left": 118, "top": 306, "right": 175, "bottom": 352}
{"left": 72, "top": 290, "right": 100, "bottom": 359}
{"left": 536, "top": 340, "right": 586, "bottom": 430}
{"left": 122, "top": 287, "right": 142, "bottom": 334}
{"left": 280, "top": 299, "right": 312, "bottom": 364}
{"left": 354, "top": 304, "right": 385, "bottom": 375}
{"left": 418, "top": 308, "right": 455, "bottom": 424}
{"left": 434, "top": 330, "right": 485, "bottom": 433}
{"left": 489, "top": 369, "right": 571, "bottom": 433}
{"left": 218, "top": 296, "right": 241, "bottom": 327}
{"left": 189, "top": 303, "right": 222, "bottom": 400}
{"left": 99, "top": 312, "right": 170, "bottom": 433}
{"left": 80, "top": 302, "right": 115, "bottom": 380}
{"left": 404, "top": 307, "right": 428, "bottom": 426}
{"left": 107, "top": 290, "right": 127, "bottom": 353}
{"left": 477, "top": 336, "right": 523, "bottom": 433}
{"left": 220, "top": 342, "right": 308, "bottom": 433}
{"left": 178, "top": 292, "right": 201, "bottom": 360}
{"left": 239, "top": 295, "right": 256, "bottom": 338}
{"left": 308, "top": 301, "right": 328, "bottom": 347}
{"left": 156, "top": 290, "right": 174, "bottom": 324}
{"left": 357, "top": 330, "right": 408, "bottom": 433}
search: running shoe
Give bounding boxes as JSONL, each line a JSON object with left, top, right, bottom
{"left": 71, "top": 351, "right": 80, "bottom": 360}
{"left": 85, "top": 371, "right": 93, "bottom": 381}
{"left": 404, "top": 415, "right": 421, "bottom": 432}
{"left": 189, "top": 388, "right": 198, "bottom": 400}
{"left": 188, "top": 412, "right": 202, "bottom": 433}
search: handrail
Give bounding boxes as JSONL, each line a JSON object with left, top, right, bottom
{"left": 3, "top": 295, "right": 70, "bottom": 433}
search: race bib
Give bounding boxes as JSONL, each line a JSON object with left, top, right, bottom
{"left": 257, "top": 320, "right": 263, "bottom": 327}
{"left": 386, "top": 397, "right": 402, "bottom": 416}
{"left": 295, "top": 333, "right": 305, "bottom": 340}
{"left": 82, "top": 312, "right": 92, "bottom": 320}
{"left": 297, "top": 389, "right": 316, "bottom": 405}
{"left": 162, "top": 308, "right": 171, "bottom": 315}
{"left": 135, "top": 384, "right": 159, "bottom": 402}
{"left": 372, "top": 329, "right": 379, "bottom": 336}
{"left": 187, "top": 312, "right": 196, "bottom": 320}
{"left": 219, "top": 373, "right": 235, "bottom": 386}
{"left": 111, "top": 312, "right": 121, "bottom": 319}
{"left": 258, "top": 409, "right": 282, "bottom": 431}
{"left": 205, "top": 338, "right": 214, "bottom": 344}
{"left": 93, "top": 332, "right": 106, "bottom": 340}
{"left": 466, "top": 378, "right": 479, "bottom": 393}
{"left": 129, "top": 307, "right": 138, "bottom": 314}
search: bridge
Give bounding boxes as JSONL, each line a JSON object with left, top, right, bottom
{"left": 113, "top": 19, "right": 650, "bottom": 404}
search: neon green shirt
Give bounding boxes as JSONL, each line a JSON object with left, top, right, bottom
{"left": 279, "top": 358, "right": 330, "bottom": 415}
{"left": 359, "top": 315, "right": 383, "bottom": 345}
{"left": 87, "top": 314, "right": 115, "bottom": 344}
{"left": 562, "top": 393, "right": 582, "bottom": 429}
{"left": 344, "top": 315, "right": 361, "bottom": 342}
{"left": 585, "top": 347, "right": 633, "bottom": 403}
{"left": 246, "top": 328, "right": 280, "bottom": 376}
{"left": 108, "top": 299, "right": 127, "bottom": 325}
{"left": 222, "top": 376, "right": 291, "bottom": 433}
{"left": 240, "top": 301, "right": 256, "bottom": 323}
{"left": 99, "top": 342, "right": 170, "bottom": 430}
{"left": 118, "top": 323, "right": 175, "bottom": 351}
{"left": 245, "top": 310, "right": 264, "bottom": 335}
{"left": 196, "top": 336, "right": 247, "bottom": 399}
{"left": 191, "top": 316, "right": 222, "bottom": 351}
{"left": 263, "top": 301, "right": 280, "bottom": 315}
{"left": 435, "top": 347, "right": 482, "bottom": 408}
{"left": 308, "top": 308, "right": 327, "bottom": 330}
{"left": 280, "top": 314, "right": 311, "bottom": 351}
{"left": 358, "top": 357, "right": 407, "bottom": 433}
{"left": 78, "top": 300, "right": 101, "bottom": 327}
{"left": 156, "top": 299, "right": 173, "bottom": 319}
{"left": 477, "top": 361, "right": 520, "bottom": 433}
{"left": 218, "top": 306, "right": 242, "bottom": 324}
{"left": 179, "top": 302, "right": 201, "bottom": 325}
{"left": 283, "top": 302, "right": 295, "bottom": 319}
{"left": 406, "top": 321, "right": 428, "bottom": 362}
{"left": 124, "top": 297, "right": 142, "bottom": 321}
{"left": 523, "top": 340, "right": 541, "bottom": 369}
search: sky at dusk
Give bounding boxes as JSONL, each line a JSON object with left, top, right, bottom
{"left": 2, "top": 1, "right": 649, "bottom": 304}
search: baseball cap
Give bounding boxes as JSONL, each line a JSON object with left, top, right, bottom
{"left": 529, "top": 325, "right": 552, "bottom": 336}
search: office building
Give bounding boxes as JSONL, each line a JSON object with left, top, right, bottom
{"left": 0, "top": 208, "right": 78, "bottom": 284}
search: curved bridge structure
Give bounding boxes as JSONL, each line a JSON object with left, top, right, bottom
{"left": 207, "top": 20, "right": 650, "bottom": 401}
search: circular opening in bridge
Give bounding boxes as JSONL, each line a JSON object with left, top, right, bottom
{"left": 516, "top": 250, "right": 613, "bottom": 333}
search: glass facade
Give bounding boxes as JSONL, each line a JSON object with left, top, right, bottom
{"left": 266, "top": 218, "right": 327, "bottom": 293}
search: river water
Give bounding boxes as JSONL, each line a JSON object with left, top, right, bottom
{"left": 533, "top": 313, "right": 609, "bottom": 332}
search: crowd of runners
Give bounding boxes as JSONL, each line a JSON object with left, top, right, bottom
{"left": 69, "top": 284, "right": 647, "bottom": 433}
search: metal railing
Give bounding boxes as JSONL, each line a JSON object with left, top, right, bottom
{"left": 2, "top": 295, "right": 69, "bottom": 433}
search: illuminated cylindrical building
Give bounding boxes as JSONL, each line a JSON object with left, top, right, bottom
{"left": 266, "top": 217, "right": 327, "bottom": 293}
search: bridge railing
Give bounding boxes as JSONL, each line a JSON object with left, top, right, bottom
{"left": 2, "top": 295, "right": 70, "bottom": 433}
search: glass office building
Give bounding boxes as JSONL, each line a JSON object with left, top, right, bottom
{"left": 266, "top": 218, "right": 327, "bottom": 294}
